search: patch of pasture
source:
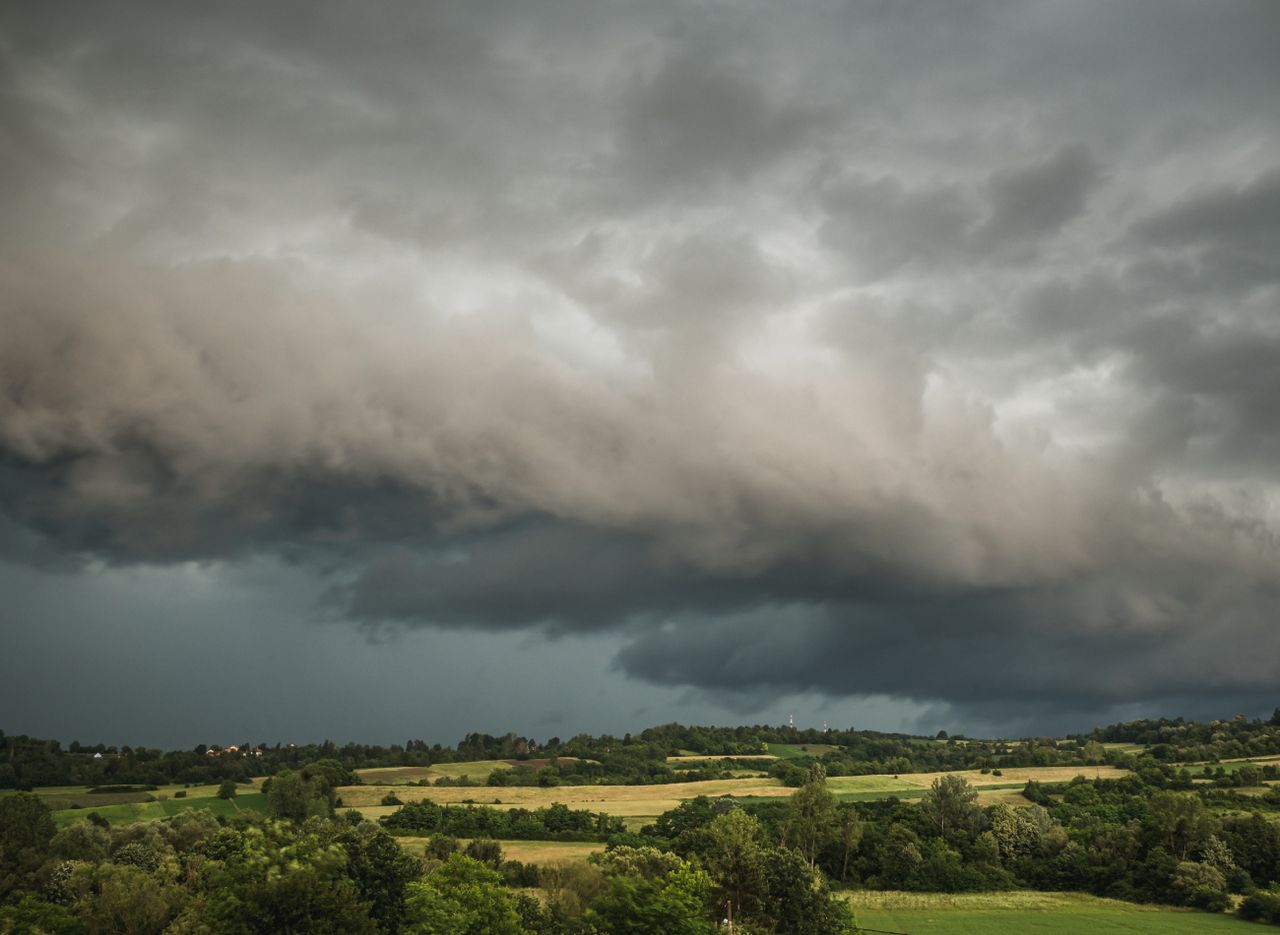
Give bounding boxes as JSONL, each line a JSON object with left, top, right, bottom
{"left": 844, "top": 890, "right": 1256, "bottom": 933}
{"left": 39, "top": 791, "right": 157, "bottom": 809}
{"left": 827, "top": 776, "right": 920, "bottom": 795}
{"left": 355, "top": 760, "right": 524, "bottom": 784}
{"left": 1103, "top": 742, "right": 1148, "bottom": 754}
{"left": 765, "top": 743, "right": 843, "bottom": 759}
{"left": 893, "top": 764, "right": 1129, "bottom": 788}
{"left": 1181, "top": 755, "right": 1280, "bottom": 774}
{"left": 429, "top": 760, "right": 517, "bottom": 780}
{"left": 29, "top": 780, "right": 262, "bottom": 817}
{"left": 664, "top": 754, "right": 777, "bottom": 763}
{"left": 355, "top": 766, "right": 442, "bottom": 785}
{"left": 394, "top": 837, "right": 604, "bottom": 864}
{"left": 52, "top": 792, "right": 270, "bottom": 827}
{"left": 340, "top": 776, "right": 789, "bottom": 822}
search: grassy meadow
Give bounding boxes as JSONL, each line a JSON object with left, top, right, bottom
{"left": 339, "top": 761, "right": 1140, "bottom": 825}
{"left": 1, "top": 780, "right": 271, "bottom": 827}
{"left": 355, "top": 757, "right": 596, "bottom": 785}
{"left": 394, "top": 837, "right": 605, "bottom": 865}
{"left": 355, "top": 759, "right": 515, "bottom": 784}
{"left": 51, "top": 792, "right": 270, "bottom": 827}
{"left": 765, "top": 742, "right": 843, "bottom": 758}
{"left": 844, "top": 891, "right": 1261, "bottom": 933}
{"left": 339, "top": 776, "right": 790, "bottom": 829}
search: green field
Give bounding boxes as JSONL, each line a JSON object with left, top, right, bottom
{"left": 1103, "top": 743, "right": 1148, "bottom": 754}
{"left": 356, "top": 759, "right": 601, "bottom": 785}
{"left": 355, "top": 759, "right": 516, "bottom": 784}
{"left": 845, "top": 891, "right": 1259, "bottom": 933}
{"left": 50, "top": 792, "right": 270, "bottom": 827}
{"left": 827, "top": 775, "right": 922, "bottom": 795}
{"left": 1, "top": 781, "right": 272, "bottom": 828}
{"left": 766, "top": 743, "right": 843, "bottom": 759}
{"left": 1183, "top": 756, "right": 1280, "bottom": 776}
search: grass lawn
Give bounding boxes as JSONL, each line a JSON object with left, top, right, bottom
{"left": 844, "top": 891, "right": 1259, "bottom": 933}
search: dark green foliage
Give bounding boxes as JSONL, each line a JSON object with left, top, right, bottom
{"left": 338, "top": 822, "right": 423, "bottom": 933}
{"left": 382, "top": 801, "right": 623, "bottom": 841}
{"left": 0, "top": 791, "right": 55, "bottom": 861}
{"left": 464, "top": 837, "right": 504, "bottom": 867}
{"left": 758, "top": 847, "right": 859, "bottom": 935}
{"left": 586, "top": 863, "right": 714, "bottom": 935}
{"left": 424, "top": 833, "right": 459, "bottom": 859}
{"left": 206, "top": 864, "right": 378, "bottom": 934}
{"left": 266, "top": 768, "right": 333, "bottom": 822}
{"left": 0, "top": 895, "right": 86, "bottom": 935}
{"left": 1240, "top": 885, "right": 1280, "bottom": 924}
{"left": 403, "top": 854, "right": 529, "bottom": 935}
{"left": 217, "top": 778, "right": 238, "bottom": 799}
{"left": 0, "top": 792, "right": 56, "bottom": 899}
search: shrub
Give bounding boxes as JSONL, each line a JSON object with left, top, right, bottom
{"left": 424, "top": 834, "right": 458, "bottom": 859}
{"left": 1239, "top": 886, "right": 1280, "bottom": 924}
{"left": 463, "top": 838, "right": 503, "bottom": 867}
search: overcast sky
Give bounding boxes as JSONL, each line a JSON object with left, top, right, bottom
{"left": 3, "top": 1, "right": 1279, "bottom": 749}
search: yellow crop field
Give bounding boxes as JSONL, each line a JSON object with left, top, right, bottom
{"left": 338, "top": 776, "right": 789, "bottom": 821}
{"left": 339, "top": 762, "right": 1126, "bottom": 827}
{"left": 892, "top": 765, "right": 1129, "bottom": 787}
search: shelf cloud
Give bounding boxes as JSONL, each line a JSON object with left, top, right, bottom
{"left": 2, "top": 0, "right": 1279, "bottom": 738}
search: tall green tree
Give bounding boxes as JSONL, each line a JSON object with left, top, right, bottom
{"left": 760, "top": 847, "right": 860, "bottom": 935}
{"left": 0, "top": 792, "right": 56, "bottom": 899}
{"left": 1144, "top": 791, "right": 1216, "bottom": 860}
{"left": 837, "top": 804, "right": 864, "bottom": 882}
{"left": 703, "top": 809, "right": 765, "bottom": 920}
{"left": 338, "top": 822, "right": 422, "bottom": 934}
{"left": 921, "top": 775, "right": 979, "bottom": 836}
{"left": 783, "top": 765, "right": 836, "bottom": 869}
{"left": 403, "top": 855, "right": 528, "bottom": 935}
{"left": 266, "top": 770, "right": 331, "bottom": 822}
{"left": 586, "top": 861, "right": 714, "bottom": 935}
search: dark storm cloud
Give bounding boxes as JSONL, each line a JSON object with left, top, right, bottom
{"left": 978, "top": 144, "right": 1100, "bottom": 247}
{"left": 815, "top": 144, "right": 1102, "bottom": 276}
{"left": 2, "top": 0, "right": 1280, "bottom": 734}
{"left": 615, "top": 48, "right": 815, "bottom": 194}
{"left": 1129, "top": 168, "right": 1280, "bottom": 293}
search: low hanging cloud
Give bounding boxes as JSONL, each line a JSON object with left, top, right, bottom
{"left": 2, "top": 0, "right": 1280, "bottom": 727}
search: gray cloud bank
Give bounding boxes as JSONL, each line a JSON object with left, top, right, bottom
{"left": 2, "top": 0, "right": 1279, "bottom": 730}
